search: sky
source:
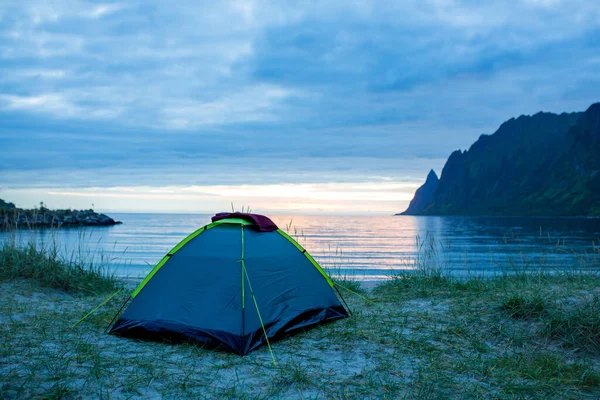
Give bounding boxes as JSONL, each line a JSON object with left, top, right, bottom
{"left": 1, "top": 0, "right": 599, "bottom": 215}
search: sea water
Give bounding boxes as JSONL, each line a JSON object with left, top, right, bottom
{"left": 2, "top": 214, "right": 599, "bottom": 283}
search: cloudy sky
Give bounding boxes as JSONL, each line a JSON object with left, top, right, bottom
{"left": 1, "top": 1, "right": 599, "bottom": 214}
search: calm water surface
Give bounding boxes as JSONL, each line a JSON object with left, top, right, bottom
{"left": 3, "top": 214, "right": 600, "bottom": 282}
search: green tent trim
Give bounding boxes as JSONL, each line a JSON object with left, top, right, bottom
{"left": 131, "top": 218, "right": 333, "bottom": 299}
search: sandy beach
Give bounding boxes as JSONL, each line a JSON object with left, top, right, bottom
{"left": 2, "top": 273, "right": 599, "bottom": 399}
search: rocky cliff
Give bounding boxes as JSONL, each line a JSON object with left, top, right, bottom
{"left": 398, "top": 170, "right": 439, "bottom": 215}
{"left": 399, "top": 102, "right": 600, "bottom": 216}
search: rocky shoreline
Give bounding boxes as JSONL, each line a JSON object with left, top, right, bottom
{"left": 1, "top": 207, "right": 122, "bottom": 229}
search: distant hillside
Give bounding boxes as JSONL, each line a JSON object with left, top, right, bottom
{"left": 0, "top": 199, "right": 16, "bottom": 210}
{"left": 400, "top": 102, "right": 600, "bottom": 216}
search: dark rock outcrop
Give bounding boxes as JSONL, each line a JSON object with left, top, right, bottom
{"left": 398, "top": 102, "right": 600, "bottom": 216}
{"left": 0, "top": 199, "right": 15, "bottom": 210}
{"left": 1, "top": 202, "right": 122, "bottom": 229}
{"left": 397, "top": 170, "right": 439, "bottom": 215}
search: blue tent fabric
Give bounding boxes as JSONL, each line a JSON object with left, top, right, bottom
{"left": 109, "top": 218, "right": 348, "bottom": 355}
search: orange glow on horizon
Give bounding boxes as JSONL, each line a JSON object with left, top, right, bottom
{"left": 4, "top": 181, "right": 420, "bottom": 215}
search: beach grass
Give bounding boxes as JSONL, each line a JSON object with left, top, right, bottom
{"left": 2, "top": 276, "right": 599, "bottom": 398}
{"left": 1, "top": 232, "right": 599, "bottom": 399}
{"left": 0, "top": 231, "right": 119, "bottom": 295}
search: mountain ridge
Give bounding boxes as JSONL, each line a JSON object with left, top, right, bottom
{"left": 399, "top": 102, "right": 599, "bottom": 216}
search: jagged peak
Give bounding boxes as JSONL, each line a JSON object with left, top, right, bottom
{"left": 447, "top": 149, "right": 466, "bottom": 160}
{"left": 425, "top": 169, "right": 439, "bottom": 182}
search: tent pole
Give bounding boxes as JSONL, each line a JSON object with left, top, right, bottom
{"left": 241, "top": 225, "right": 246, "bottom": 351}
{"left": 104, "top": 295, "right": 132, "bottom": 334}
{"left": 241, "top": 226, "right": 276, "bottom": 366}
{"left": 334, "top": 285, "right": 353, "bottom": 316}
{"left": 71, "top": 287, "right": 124, "bottom": 329}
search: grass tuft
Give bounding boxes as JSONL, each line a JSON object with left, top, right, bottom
{"left": 500, "top": 294, "right": 547, "bottom": 319}
{"left": 541, "top": 295, "right": 600, "bottom": 354}
{"left": 0, "top": 240, "right": 119, "bottom": 295}
{"left": 270, "top": 359, "right": 313, "bottom": 392}
{"left": 493, "top": 352, "right": 600, "bottom": 390}
{"left": 333, "top": 276, "right": 365, "bottom": 294}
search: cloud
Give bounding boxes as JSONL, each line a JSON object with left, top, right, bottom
{"left": 160, "top": 84, "right": 296, "bottom": 128}
{"left": 1, "top": 93, "right": 91, "bottom": 117}
{"left": 0, "top": 0, "right": 599, "bottom": 213}
{"left": 86, "top": 4, "right": 123, "bottom": 18}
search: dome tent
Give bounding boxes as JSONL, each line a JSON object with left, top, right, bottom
{"left": 108, "top": 212, "right": 349, "bottom": 355}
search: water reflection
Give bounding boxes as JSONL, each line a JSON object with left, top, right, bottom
{"left": 1, "top": 214, "right": 599, "bottom": 282}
